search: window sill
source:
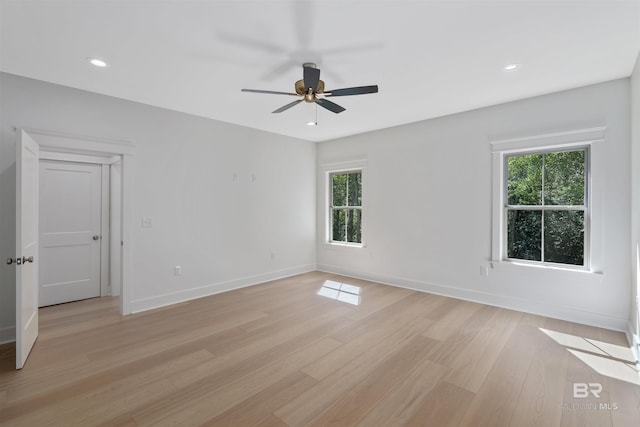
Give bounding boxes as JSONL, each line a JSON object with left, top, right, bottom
{"left": 491, "top": 260, "right": 603, "bottom": 276}
{"left": 323, "top": 241, "right": 365, "bottom": 249}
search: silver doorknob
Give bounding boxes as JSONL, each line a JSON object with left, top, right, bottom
{"left": 92, "top": 235, "right": 100, "bottom": 241}
{"left": 6, "top": 258, "right": 15, "bottom": 265}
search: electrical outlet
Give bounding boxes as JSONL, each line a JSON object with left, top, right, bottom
{"left": 174, "top": 266, "right": 182, "bottom": 276}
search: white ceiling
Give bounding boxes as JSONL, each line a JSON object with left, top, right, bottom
{"left": 1, "top": 0, "right": 639, "bottom": 142}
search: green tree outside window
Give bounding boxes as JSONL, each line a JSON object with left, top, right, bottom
{"left": 506, "top": 149, "right": 586, "bottom": 266}
{"left": 331, "top": 171, "right": 362, "bottom": 244}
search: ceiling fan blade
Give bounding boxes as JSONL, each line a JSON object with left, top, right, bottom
{"left": 303, "top": 66, "right": 321, "bottom": 92}
{"left": 325, "top": 85, "right": 379, "bottom": 97}
{"left": 272, "top": 99, "right": 304, "bottom": 113}
{"left": 242, "top": 89, "right": 298, "bottom": 96}
{"left": 316, "top": 98, "right": 345, "bottom": 114}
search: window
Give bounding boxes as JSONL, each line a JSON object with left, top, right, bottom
{"left": 505, "top": 148, "right": 588, "bottom": 267}
{"left": 330, "top": 170, "right": 362, "bottom": 244}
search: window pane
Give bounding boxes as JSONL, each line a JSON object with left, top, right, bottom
{"left": 507, "top": 154, "right": 542, "bottom": 205}
{"left": 332, "top": 173, "right": 347, "bottom": 207}
{"left": 346, "top": 209, "right": 362, "bottom": 243}
{"left": 332, "top": 209, "right": 346, "bottom": 242}
{"left": 507, "top": 210, "right": 542, "bottom": 261}
{"left": 332, "top": 172, "right": 362, "bottom": 207}
{"left": 347, "top": 172, "right": 362, "bottom": 206}
{"left": 544, "top": 210, "right": 584, "bottom": 265}
{"left": 544, "top": 150, "right": 585, "bottom": 206}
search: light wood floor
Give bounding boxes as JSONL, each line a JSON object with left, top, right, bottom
{"left": 1, "top": 271, "right": 639, "bottom": 426}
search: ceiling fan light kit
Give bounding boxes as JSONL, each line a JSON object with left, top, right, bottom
{"left": 241, "top": 63, "right": 378, "bottom": 115}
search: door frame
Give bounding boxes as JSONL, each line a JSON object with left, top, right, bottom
{"left": 39, "top": 157, "right": 111, "bottom": 300}
{"left": 22, "top": 128, "right": 134, "bottom": 315}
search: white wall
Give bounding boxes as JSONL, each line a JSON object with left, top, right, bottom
{"left": 630, "top": 53, "right": 640, "bottom": 351}
{"left": 0, "top": 73, "right": 316, "bottom": 341}
{"left": 317, "top": 79, "right": 631, "bottom": 331}
{"left": 0, "top": 72, "right": 633, "bottom": 344}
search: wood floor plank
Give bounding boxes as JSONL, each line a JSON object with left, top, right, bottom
{"left": 307, "top": 335, "right": 438, "bottom": 426}
{"left": 608, "top": 376, "right": 640, "bottom": 427}
{"left": 327, "top": 291, "right": 420, "bottom": 343}
{"left": 1, "top": 349, "right": 214, "bottom": 424}
{"left": 303, "top": 295, "right": 434, "bottom": 381}
{"left": 353, "top": 357, "right": 449, "bottom": 427}
{"left": 346, "top": 284, "right": 415, "bottom": 321}
{"left": 458, "top": 314, "right": 545, "bottom": 427}
{"left": 168, "top": 306, "right": 350, "bottom": 390}
{"left": 132, "top": 337, "right": 342, "bottom": 426}
{"left": 275, "top": 316, "right": 433, "bottom": 426}
{"left": 253, "top": 414, "right": 289, "bottom": 427}
{"left": 201, "top": 371, "right": 317, "bottom": 427}
{"left": 404, "top": 381, "right": 475, "bottom": 427}
{"left": 0, "top": 271, "right": 637, "bottom": 426}
{"left": 444, "top": 307, "right": 523, "bottom": 392}
{"left": 558, "top": 322, "right": 615, "bottom": 427}
{"left": 422, "top": 298, "right": 483, "bottom": 341}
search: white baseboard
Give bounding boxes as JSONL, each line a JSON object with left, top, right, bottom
{"left": 626, "top": 320, "right": 635, "bottom": 348}
{"left": 317, "top": 264, "right": 628, "bottom": 332}
{"left": 0, "top": 326, "right": 16, "bottom": 344}
{"left": 628, "top": 320, "right": 639, "bottom": 363}
{"left": 130, "top": 264, "right": 316, "bottom": 314}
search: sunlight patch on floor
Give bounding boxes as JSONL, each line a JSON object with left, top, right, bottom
{"left": 540, "top": 327, "right": 640, "bottom": 386}
{"left": 317, "top": 280, "right": 361, "bottom": 306}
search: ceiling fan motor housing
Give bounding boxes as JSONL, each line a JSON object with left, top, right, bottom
{"left": 296, "top": 79, "right": 325, "bottom": 98}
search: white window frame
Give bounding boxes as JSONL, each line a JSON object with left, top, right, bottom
{"left": 321, "top": 160, "right": 367, "bottom": 247}
{"left": 491, "top": 127, "right": 605, "bottom": 273}
{"left": 503, "top": 147, "right": 589, "bottom": 269}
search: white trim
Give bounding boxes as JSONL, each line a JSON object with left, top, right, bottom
{"left": 25, "top": 129, "right": 134, "bottom": 316}
{"left": 491, "top": 127, "right": 604, "bottom": 273}
{"left": 39, "top": 151, "right": 120, "bottom": 165}
{"left": 626, "top": 320, "right": 636, "bottom": 350}
{"left": 21, "top": 127, "right": 135, "bottom": 156}
{"left": 316, "top": 264, "right": 628, "bottom": 331}
{"left": 110, "top": 161, "right": 122, "bottom": 297}
{"left": 490, "top": 126, "right": 606, "bottom": 152}
{"left": 130, "top": 265, "right": 316, "bottom": 314}
{"left": 321, "top": 159, "right": 368, "bottom": 246}
{"left": 320, "top": 159, "right": 368, "bottom": 172}
{"left": 119, "top": 155, "right": 133, "bottom": 315}
{"left": 100, "top": 165, "right": 110, "bottom": 297}
{"left": 0, "top": 326, "right": 16, "bottom": 344}
{"left": 490, "top": 259, "right": 603, "bottom": 275}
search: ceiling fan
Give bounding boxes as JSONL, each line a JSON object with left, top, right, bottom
{"left": 241, "top": 63, "right": 378, "bottom": 114}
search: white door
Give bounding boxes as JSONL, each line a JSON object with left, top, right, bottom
{"left": 39, "top": 161, "right": 102, "bottom": 307}
{"left": 16, "top": 130, "right": 39, "bottom": 369}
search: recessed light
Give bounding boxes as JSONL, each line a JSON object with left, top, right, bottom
{"left": 87, "top": 57, "right": 107, "bottom": 68}
{"left": 306, "top": 121, "right": 317, "bottom": 126}
{"left": 504, "top": 63, "right": 520, "bottom": 71}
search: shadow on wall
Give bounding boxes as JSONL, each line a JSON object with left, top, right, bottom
{"left": 0, "top": 124, "right": 17, "bottom": 340}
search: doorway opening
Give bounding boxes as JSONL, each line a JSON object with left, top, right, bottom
{"left": 25, "top": 128, "right": 134, "bottom": 315}
{"left": 39, "top": 157, "right": 111, "bottom": 307}
{"left": 14, "top": 128, "right": 133, "bottom": 369}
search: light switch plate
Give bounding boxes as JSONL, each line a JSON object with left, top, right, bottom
{"left": 142, "top": 217, "right": 153, "bottom": 228}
